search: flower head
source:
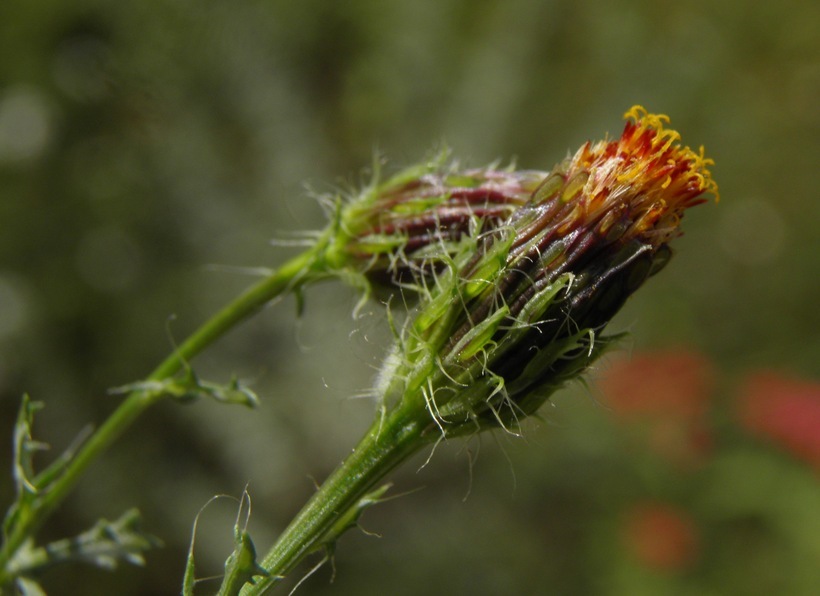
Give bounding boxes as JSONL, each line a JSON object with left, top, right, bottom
{"left": 379, "top": 107, "right": 718, "bottom": 437}
{"left": 561, "top": 105, "right": 718, "bottom": 245}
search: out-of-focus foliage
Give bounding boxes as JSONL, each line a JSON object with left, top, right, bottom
{"left": 0, "top": 0, "right": 817, "bottom": 594}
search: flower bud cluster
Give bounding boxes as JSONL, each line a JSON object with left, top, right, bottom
{"left": 374, "top": 107, "right": 718, "bottom": 437}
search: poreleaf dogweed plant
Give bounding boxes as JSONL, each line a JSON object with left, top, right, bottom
{"left": 0, "top": 107, "right": 716, "bottom": 594}
{"left": 242, "top": 106, "right": 718, "bottom": 593}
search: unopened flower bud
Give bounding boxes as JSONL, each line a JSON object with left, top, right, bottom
{"left": 380, "top": 106, "right": 718, "bottom": 437}
{"left": 327, "top": 160, "right": 540, "bottom": 282}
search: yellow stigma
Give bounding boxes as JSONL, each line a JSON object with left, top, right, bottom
{"left": 693, "top": 145, "right": 719, "bottom": 202}
{"left": 623, "top": 105, "right": 668, "bottom": 126}
{"left": 622, "top": 105, "right": 719, "bottom": 202}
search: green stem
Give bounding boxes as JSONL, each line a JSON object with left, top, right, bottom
{"left": 0, "top": 241, "right": 331, "bottom": 581}
{"left": 241, "top": 406, "right": 429, "bottom": 595}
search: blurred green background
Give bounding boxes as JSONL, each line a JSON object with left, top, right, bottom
{"left": 1, "top": 0, "right": 818, "bottom": 594}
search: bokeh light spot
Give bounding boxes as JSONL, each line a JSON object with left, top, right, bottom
{"left": 0, "top": 87, "right": 53, "bottom": 163}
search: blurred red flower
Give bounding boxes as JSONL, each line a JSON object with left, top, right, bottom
{"left": 597, "top": 349, "right": 715, "bottom": 466}
{"left": 737, "top": 371, "right": 820, "bottom": 471}
{"left": 599, "top": 349, "right": 713, "bottom": 419}
{"left": 621, "top": 501, "right": 700, "bottom": 572}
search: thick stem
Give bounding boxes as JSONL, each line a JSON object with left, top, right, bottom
{"left": 241, "top": 406, "right": 429, "bottom": 595}
{"left": 0, "top": 243, "right": 330, "bottom": 581}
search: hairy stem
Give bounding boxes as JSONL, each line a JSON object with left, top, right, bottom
{"left": 241, "top": 406, "right": 429, "bottom": 595}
